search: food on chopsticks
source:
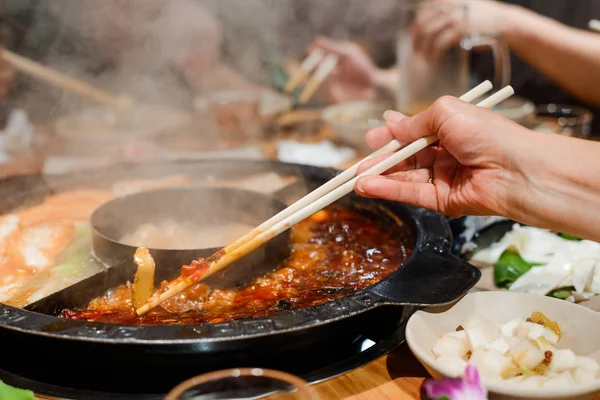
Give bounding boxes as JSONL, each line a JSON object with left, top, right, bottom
{"left": 432, "top": 312, "right": 600, "bottom": 387}
{"left": 60, "top": 205, "right": 408, "bottom": 324}
{"left": 469, "top": 224, "right": 600, "bottom": 302}
{"left": 131, "top": 248, "right": 156, "bottom": 309}
{"left": 122, "top": 221, "right": 253, "bottom": 250}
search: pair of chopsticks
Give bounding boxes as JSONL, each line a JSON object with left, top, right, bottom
{"left": 284, "top": 48, "right": 338, "bottom": 105}
{"left": 135, "top": 80, "right": 513, "bottom": 315}
{"left": 1, "top": 49, "right": 131, "bottom": 110}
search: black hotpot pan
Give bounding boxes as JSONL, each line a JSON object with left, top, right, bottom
{"left": 0, "top": 160, "right": 481, "bottom": 395}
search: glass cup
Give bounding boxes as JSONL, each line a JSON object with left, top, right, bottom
{"left": 165, "top": 368, "right": 321, "bottom": 400}
{"left": 532, "top": 104, "right": 593, "bottom": 138}
{"left": 396, "top": 0, "right": 510, "bottom": 115}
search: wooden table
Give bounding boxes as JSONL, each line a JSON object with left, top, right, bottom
{"left": 314, "top": 344, "right": 427, "bottom": 399}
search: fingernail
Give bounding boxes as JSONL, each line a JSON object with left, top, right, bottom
{"left": 356, "top": 180, "right": 364, "bottom": 193}
{"left": 356, "top": 177, "right": 369, "bottom": 193}
{"left": 383, "top": 110, "right": 405, "bottom": 124}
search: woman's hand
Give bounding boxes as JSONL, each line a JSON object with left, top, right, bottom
{"left": 355, "top": 96, "right": 531, "bottom": 218}
{"left": 310, "top": 36, "right": 382, "bottom": 103}
{"left": 411, "top": 0, "right": 514, "bottom": 61}
{"left": 354, "top": 96, "right": 600, "bottom": 242}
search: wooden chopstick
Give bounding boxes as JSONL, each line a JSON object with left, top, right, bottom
{"left": 1, "top": 49, "right": 131, "bottom": 110}
{"left": 298, "top": 53, "right": 339, "bottom": 104}
{"left": 284, "top": 48, "right": 325, "bottom": 93}
{"left": 136, "top": 83, "right": 510, "bottom": 316}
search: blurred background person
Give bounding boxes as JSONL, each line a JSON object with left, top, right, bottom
{"left": 0, "top": 0, "right": 274, "bottom": 122}
{"left": 311, "top": 0, "right": 600, "bottom": 130}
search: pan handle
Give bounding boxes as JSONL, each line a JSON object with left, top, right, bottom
{"left": 368, "top": 250, "right": 481, "bottom": 305}
{"left": 368, "top": 209, "right": 481, "bottom": 305}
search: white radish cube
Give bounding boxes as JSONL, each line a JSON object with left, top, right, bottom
{"left": 543, "top": 371, "right": 574, "bottom": 389}
{"left": 435, "top": 356, "right": 467, "bottom": 377}
{"left": 483, "top": 338, "right": 509, "bottom": 354}
{"left": 517, "top": 322, "right": 559, "bottom": 344}
{"left": 516, "top": 321, "right": 540, "bottom": 338}
{"left": 520, "top": 375, "right": 544, "bottom": 388}
{"left": 539, "top": 327, "right": 559, "bottom": 345}
{"left": 571, "top": 367, "right": 597, "bottom": 385}
{"left": 503, "top": 336, "right": 522, "bottom": 349}
{"left": 465, "top": 325, "right": 501, "bottom": 351}
{"left": 508, "top": 339, "right": 545, "bottom": 369}
{"left": 445, "top": 330, "right": 467, "bottom": 340}
{"left": 533, "top": 336, "right": 555, "bottom": 353}
{"left": 550, "top": 349, "right": 578, "bottom": 373}
{"left": 500, "top": 318, "right": 522, "bottom": 337}
{"left": 432, "top": 334, "right": 469, "bottom": 359}
{"left": 576, "top": 356, "right": 600, "bottom": 374}
{"left": 470, "top": 348, "right": 515, "bottom": 380}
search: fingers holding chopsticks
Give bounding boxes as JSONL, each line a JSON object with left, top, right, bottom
{"left": 285, "top": 36, "right": 379, "bottom": 104}
{"left": 354, "top": 92, "right": 530, "bottom": 218}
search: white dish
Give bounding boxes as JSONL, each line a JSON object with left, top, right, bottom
{"left": 406, "top": 291, "right": 600, "bottom": 399}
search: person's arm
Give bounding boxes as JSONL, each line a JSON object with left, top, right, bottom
{"left": 508, "top": 131, "right": 600, "bottom": 241}
{"left": 355, "top": 97, "right": 600, "bottom": 242}
{"left": 496, "top": 4, "right": 600, "bottom": 106}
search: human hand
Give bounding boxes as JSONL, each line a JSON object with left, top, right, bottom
{"left": 354, "top": 96, "right": 536, "bottom": 219}
{"left": 411, "top": 0, "right": 514, "bottom": 61}
{"left": 310, "top": 36, "right": 379, "bottom": 103}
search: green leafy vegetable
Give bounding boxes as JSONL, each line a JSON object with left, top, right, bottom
{"left": 494, "top": 251, "right": 543, "bottom": 289}
{"left": 547, "top": 286, "right": 576, "bottom": 300}
{"left": 559, "top": 233, "right": 582, "bottom": 241}
{"left": 0, "top": 380, "right": 36, "bottom": 400}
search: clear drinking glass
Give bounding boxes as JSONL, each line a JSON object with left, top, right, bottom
{"left": 396, "top": 0, "right": 510, "bottom": 115}
{"left": 533, "top": 104, "right": 593, "bottom": 138}
{"left": 165, "top": 368, "right": 321, "bottom": 400}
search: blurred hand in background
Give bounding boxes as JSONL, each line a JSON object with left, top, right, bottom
{"left": 410, "top": 0, "right": 513, "bottom": 61}
{"left": 310, "top": 36, "right": 381, "bottom": 103}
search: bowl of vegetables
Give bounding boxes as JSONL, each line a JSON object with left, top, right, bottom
{"left": 406, "top": 291, "right": 600, "bottom": 399}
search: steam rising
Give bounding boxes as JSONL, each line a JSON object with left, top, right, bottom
{"left": 4, "top": 0, "right": 401, "bottom": 121}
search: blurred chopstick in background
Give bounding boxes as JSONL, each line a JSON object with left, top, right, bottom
{"left": 284, "top": 48, "right": 339, "bottom": 105}
{"left": 1, "top": 49, "right": 132, "bottom": 110}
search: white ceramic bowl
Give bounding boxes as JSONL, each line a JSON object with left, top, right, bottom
{"left": 321, "top": 101, "right": 389, "bottom": 153}
{"left": 406, "top": 291, "right": 600, "bottom": 400}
